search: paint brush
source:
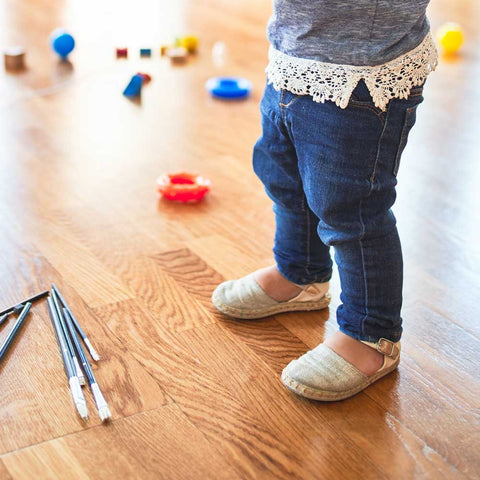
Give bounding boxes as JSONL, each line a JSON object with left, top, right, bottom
{"left": 47, "top": 297, "right": 88, "bottom": 420}
{"left": 63, "top": 308, "right": 111, "bottom": 422}
{"left": 0, "top": 313, "right": 9, "bottom": 328}
{"left": 51, "top": 283, "right": 100, "bottom": 361}
{"left": 50, "top": 289, "right": 86, "bottom": 386}
{"left": 0, "top": 303, "right": 32, "bottom": 364}
{"left": 0, "top": 290, "right": 49, "bottom": 316}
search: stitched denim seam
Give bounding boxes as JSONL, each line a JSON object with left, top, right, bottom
{"left": 358, "top": 204, "right": 369, "bottom": 337}
{"left": 348, "top": 101, "right": 386, "bottom": 126}
{"left": 393, "top": 107, "right": 415, "bottom": 176}
{"left": 304, "top": 195, "right": 312, "bottom": 276}
{"left": 370, "top": 101, "right": 392, "bottom": 183}
{"left": 280, "top": 97, "right": 301, "bottom": 108}
{"left": 279, "top": 90, "right": 300, "bottom": 109}
{"left": 358, "top": 100, "right": 392, "bottom": 335}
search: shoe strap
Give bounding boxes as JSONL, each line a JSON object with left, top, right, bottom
{"left": 360, "top": 338, "right": 400, "bottom": 359}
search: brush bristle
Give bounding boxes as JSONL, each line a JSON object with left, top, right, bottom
{"left": 77, "top": 402, "right": 89, "bottom": 420}
{"left": 98, "top": 405, "right": 112, "bottom": 422}
{"left": 69, "top": 377, "right": 89, "bottom": 420}
{"left": 85, "top": 338, "right": 100, "bottom": 361}
{"left": 91, "top": 382, "right": 111, "bottom": 422}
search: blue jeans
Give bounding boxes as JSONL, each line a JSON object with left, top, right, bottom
{"left": 252, "top": 80, "right": 424, "bottom": 342}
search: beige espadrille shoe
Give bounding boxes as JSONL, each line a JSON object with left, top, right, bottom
{"left": 281, "top": 338, "right": 400, "bottom": 401}
{"left": 212, "top": 273, "right": 330, "bottom": 319}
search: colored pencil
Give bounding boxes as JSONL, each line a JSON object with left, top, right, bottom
{"left": 51, "top": 283, "right": 100, "bottom": 361}
{"left": 47, "top": 297, "right": 88, "bottom": 420}
{"left": 63, "top": 308, "right": 111, "bottom": 422}
{"left": 0, "top": 303, "right": 32, "bottom": 364}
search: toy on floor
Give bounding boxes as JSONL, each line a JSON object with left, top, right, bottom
{"left": 123, "top": 72, "right": 152, "bottom": 97}
{"left": 436, "top": 22, "right": 464, "bottom": 55}
{"left": 123, "top": 74, "right": 143, "bottom": 96}
{"left": 140, "top": 48, "right": 152, "bottom": 57}
{"left": 137, "top": 72, "right": 152, "bottom": 83}
{"left": 157, "top": 172, "right": 211, "bottom": 203}
{"left": 50, "top": 29, "right": 75, "bottom": 59}
{"left": 116, "top": 47, "right": 128, "bottom": 58}
{"left": 166, "top": 47, "right": 189, "bottom": 64}
{"left": 3, "top": 47, "right": 26, "bottom": 71}
{"left": 211, "top": 41, "right": 227, "bottom": 66}
{"left": 175, "top": 36, "right": 198, "bottom": 54}
{"left": 206, "top": 76, "right": 252, "bottom": 99}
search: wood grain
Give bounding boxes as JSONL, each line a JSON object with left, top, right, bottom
{"left": 2, "top": 406, "right": 237, "bottom": 480}
{"left": 1, "top": 0, "right": 479, "bottom": 478}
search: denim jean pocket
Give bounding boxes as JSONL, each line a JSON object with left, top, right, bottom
{"left": 393, "top": 106, "right": 418, "bottom": 176}
{"left": 348, "top": 89, "right": 386, "bottom": 121}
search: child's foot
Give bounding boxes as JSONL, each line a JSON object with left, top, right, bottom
{"left": 324, "top": 331, "right": 384, "bottom": 376}
{"left": 282, "top": 333, "right": 400, "bottom": 401}
{"left": 254, "top": 265, "right": 303, "bottom": 301}
{"left": 212, "top": 266, "right": 330, "bottom": 319}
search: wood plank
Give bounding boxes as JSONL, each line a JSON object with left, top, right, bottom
{"left": 1, "top": 0, "right": 479, "bottom": 477}
{"left": 93, "top": 300, "right": 310, "bottom": 479}
{"left": 2, "top": 405, "right": 237, "bottom": 480}
{"left": 0, "top": 257, "right": 170, "bottom": 455}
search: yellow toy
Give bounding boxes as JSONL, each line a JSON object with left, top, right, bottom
{"left": 175, "top": 36, "right": 198, "bottom": 54}
{"left": 436, "top": 22, "right": 464, "bottom": 55}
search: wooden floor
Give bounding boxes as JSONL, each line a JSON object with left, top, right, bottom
{"left": 1, "top": 0, "right": 479, "bottom": 479}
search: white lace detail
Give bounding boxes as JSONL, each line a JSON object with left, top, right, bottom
{"left": 266, "top": 32, "right": 438, "bottom": 110}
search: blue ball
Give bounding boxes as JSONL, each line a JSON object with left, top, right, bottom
{"left": 50, "top": 29, "right": 75, "bottom": 58}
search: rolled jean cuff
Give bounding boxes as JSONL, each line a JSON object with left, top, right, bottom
{"left": 276, "top": 261, "right": 332, "bottom": 286}
{"left": 339, "top": 326, "right": 403, "bottom": 343}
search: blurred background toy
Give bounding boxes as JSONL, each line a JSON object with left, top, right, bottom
{"left": 157, "top": 172, "right": 211, "bottom": 203}
{"left": 436, "top": 22, "right": 464, "bottom": 55}
{"left": 3, "top": 47, "right": 26, "bottom": 71}
{"left": 211, "top": 41, "right": 227, "bottom": 67}
{"left": 116, "top": 47, "right": 128, "bottom": 59}
{"left": 50, "top": 28, "right": 75, "bottom": 59}
{"left": 175, "top": 36, "right": 198, "bottom": 54}
{"left": 123, "top": 74, "right": 144, "bottom": 97}
{"left": 166, "top": 47, "right": 188, "bottom": 64}
{"left": 206, "top": 76, "right": 252, "bottom": 99}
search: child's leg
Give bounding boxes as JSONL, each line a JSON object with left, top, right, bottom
{"left": 252, "top": 83, "right": 333, "bottom": 286}
{"left": 286, "top": 81, "right": 423, "bottom": 343}
{"left": 211, "top": 83, "right": 333, "bottom": 319}
{"left": 279, "top": 81, "right": 424, "bottom": 399}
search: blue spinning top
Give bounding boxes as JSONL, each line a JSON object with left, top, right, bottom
{"left": 205, "top": 76, "right": 252, "bottom": 99}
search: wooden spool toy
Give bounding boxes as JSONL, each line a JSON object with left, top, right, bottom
{"left": 4, "top": 47, "right": 26, "bottom": 71}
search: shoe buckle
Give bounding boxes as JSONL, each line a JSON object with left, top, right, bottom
{"left": 377, "top": 338, "right": 395, "bottom": 357}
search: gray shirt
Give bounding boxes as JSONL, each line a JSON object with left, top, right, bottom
{"left": 267, "top": 0, "right": 431, "bottom": 66}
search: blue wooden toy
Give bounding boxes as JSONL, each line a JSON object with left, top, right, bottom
{"left": 123, "top": 74, "right": 144, "bottom": 97}
{"left": 50, "top": 29, "right": 75, "bottom": 59}
{"left": 139, "top": 48, "right": 152, "bottom": 57}
{"left": 205, "top": 77, "right": 252, "bottom": 99}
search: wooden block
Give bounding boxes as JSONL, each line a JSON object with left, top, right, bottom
{"left": 115, "top": 47, "right": 128, "bottom": 58}
{"left": 3, "top": 47, "right": 25, "bottom": 71}
{"left": 159, "top": 45, "right": 170, "bottom": 56}
{"left": 139, "top": 48, "right": 151, "bottom": 58}
{"left": 166, "top": 47, "right": 188, "bottom": 64}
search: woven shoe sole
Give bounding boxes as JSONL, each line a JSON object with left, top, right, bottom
{"left": 281, "top": 357, "right": 399, "bottom": 401}
{"left": 212, "top": 292, "right": 331, "bottom": 319}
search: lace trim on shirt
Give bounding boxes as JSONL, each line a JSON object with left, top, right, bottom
{"left": 266, "top": 32, "right": 438, "bottom": 110}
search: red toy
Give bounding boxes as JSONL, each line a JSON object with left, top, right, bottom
{"left": 137, "top": 72, "right": 152, "bottom": 83}
{"left": 157, "top": 172, "right": 211, "bottom": 202}
{"left": 116, "top": 47, "right": 128, "bottom": 58}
